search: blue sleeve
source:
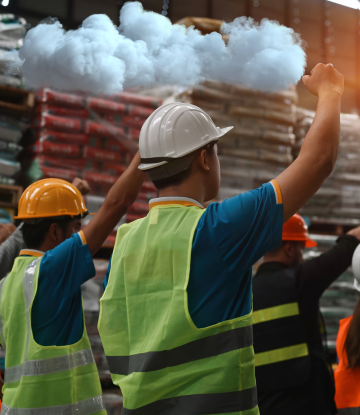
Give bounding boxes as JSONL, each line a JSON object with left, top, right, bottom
{"left": 103, "top": 255, "right": 112, "bottom": 291}
{"left": 39, "top": 232, "right": 95, "bottom": 296}
{"left": 197, "top": 182, "right": 283, "bottom": 272}
{"left": 32, "top": 232, "right": 96, "bottom": 346}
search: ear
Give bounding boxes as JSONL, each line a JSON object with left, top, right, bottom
{"left": 49, "top": 223, "right": 63, "bottom": 244}
{"left": 198, "top": 149, "right": 210, "bottom": 172}
{"left": 283, "top": 241, "right": 296, "bottom": 259}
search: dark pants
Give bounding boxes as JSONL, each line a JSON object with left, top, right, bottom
{"left": 257, "top": 357, "right": 337, "bottom": 415}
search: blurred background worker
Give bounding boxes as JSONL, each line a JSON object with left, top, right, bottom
{"left": 0, "top": 177, "right": 92, "bottom": 280}
{"left": 253, "top": 213, "right": 360, "bottom": 415}
{"left": 98, "top": 63, "right": 344, "bottom": 415}
{"left": 0, "top": 153, "right": 145, "bottom": 414}
{"left": 334, "top": 248, "right": 360, "bottom": 414}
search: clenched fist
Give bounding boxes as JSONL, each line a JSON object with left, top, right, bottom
{"left": 302, "top": 63, "right": 344, "bottom": 98}
{"left": 72, "top": 178, "right": 91, "bottom": 196}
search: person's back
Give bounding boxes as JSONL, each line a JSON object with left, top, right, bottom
{"left": 253, "top": 215, "right": 360, "bottom": 415}
{"left": 100, "top": 203, "right": 258, "bottom": 413}
{"left": 98, "top": 64, "right": 346, "bottom": 414}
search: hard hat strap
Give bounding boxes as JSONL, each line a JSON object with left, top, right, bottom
{"left": 140, "top": 140, "right": 219, "bottom": 165}
{"left": 140, "top": 157, "right": 178, "bottom": 164}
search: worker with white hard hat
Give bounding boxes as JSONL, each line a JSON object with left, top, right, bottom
{"left": 0, "top": 154, "right": 145, "bottom": 414}
{"left": 99, "top": 63, "right": 344, "bottom": 415}
{"left": 333, "top": 244, "right": 360, "bottom": 414}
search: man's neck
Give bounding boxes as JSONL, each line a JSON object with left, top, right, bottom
{"left": 159, "top": 187, "right": 205, "bottom": 206}
{"left": 263, "top": 256, "right": 294, "bottom": 267}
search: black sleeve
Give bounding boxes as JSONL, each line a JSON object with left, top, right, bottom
{"left": 296, "top": 235, "right": 359, "bottom": 299}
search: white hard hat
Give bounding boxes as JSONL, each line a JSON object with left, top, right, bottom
{"left": 138, "top": 102, "right": 233, "bottom": 172}
{"left": 352, "top": 244, "right": 360, "bottom": 291}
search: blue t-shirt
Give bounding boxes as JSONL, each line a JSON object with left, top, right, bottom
{"left": 103, "top": 182, "right": 283, "bottom": 328}
{"left": 28, "top": 232, "right": 95, "bottom": 346}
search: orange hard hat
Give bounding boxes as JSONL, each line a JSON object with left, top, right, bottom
{"left": 15, "top": 178, "right": 88, "bottom": 220}
{"left": 282, "top": 213, "right": 317, "bottom": 248}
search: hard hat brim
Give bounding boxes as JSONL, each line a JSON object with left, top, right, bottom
{"left": 14, "top": 211, "right": 92, "bottom": 220}
{"left": 304, "top": 238, "right": 318, "bottom": 248}
{"left": 283, "top": 235, "right": 318, "bottom": 248}
{"left": 138, "top": 125, "right": 234, "bottom": 171}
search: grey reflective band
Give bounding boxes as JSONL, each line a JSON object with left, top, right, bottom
{"left": 0, "top": 277, "right": 7, "bottom": 348}
{"left": 122, "top": 386, "right": 258, "bottom": 415}
{"left": 106, "top": 325, "right": 253, "bottom": 375}
{"left": 5, "top": 348, "right": 95, "bottom": 384}
{"left": 338, "top": 408, "right": 360, "bottom": 415}
{"left": 23, "top": 258, "right": 41, "bottom": 362}
{"left": 1, "top": 395, "right": 105, "bottom": 415}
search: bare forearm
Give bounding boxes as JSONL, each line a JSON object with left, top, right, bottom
{"left": 84, "top": 152, "right": 146, "bottom": 255}
{"left": 300, "top": 92, "right": 340, "bottom": 169}
{"left": 275, "top": 63, "right": 343, "bottom": 222}
{"left": 277, "top": 93, "right": 340, "bottom": 222}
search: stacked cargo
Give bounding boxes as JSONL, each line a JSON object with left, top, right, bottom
{"left": 22, "top": 88, "right": 161, "bottom": 223}
{"left": 0, "top": 114, "right": 23, "bottom": 185}
{"left": 0, "top": 14, "right": 26, "bottom": 89}
{"left": 295, "top": 109, "right": 360, "bottom": 222}
{"left": 180, "top": 80, "right": 298, "bottom": 199}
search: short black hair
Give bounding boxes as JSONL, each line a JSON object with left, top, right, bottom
{"left": 152, "top": 168, "right": 192, "bottom": 190}
{"left": 151, "top": 142, "right": 217, "bottom": 191}
{"left": 22, "top": 217, "right": 72, "bottom": 250}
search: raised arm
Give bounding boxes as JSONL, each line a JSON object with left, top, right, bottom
{"left": 83, "top": 151, "right": 146, "bottom": 255}
{"left": 276, "top": 63, "right": 344, "bottom": 222}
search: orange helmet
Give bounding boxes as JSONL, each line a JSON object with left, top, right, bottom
{"left": 15, "top": 178, "right": 88, "bottom": 220}
{"left": 282, "top": 213, "right": 317, "bottom": 248}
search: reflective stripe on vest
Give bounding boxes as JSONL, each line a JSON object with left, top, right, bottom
{"left": 255, "top": 343, "right": 309, "bottom": 367}
{"left": 253, "top": 301, "right": 309, "bottom": 367}
{"left": 121, "top": 387, "right": 258, "bottom": 415}
{"left": 5, "top": 349, "right": 95, "bottom": 384}
{"left": 106, "top": 325, "right": 253, "bottom": 375}
{"left": 1, "top": 396, "right": 104, "bottom": 415}
{"left": 252, "top": 302, "right": 299, "bottom": 325}
{"left": 338, "top": 408, "right": 360, "bottom": 415}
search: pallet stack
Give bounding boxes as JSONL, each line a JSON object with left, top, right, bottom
{"left": 180, "top": 80, "right": 298, "bottom": 200}
{"left": 21, "top": 88, "right": 161, "bottom": 224}
{"left": 295, "top": 109, "right": 360, "bottom": 222}
{"left": 0, "top": 14, "right": 26, "bottom": 89}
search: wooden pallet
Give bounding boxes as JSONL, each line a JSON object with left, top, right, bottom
{"left": 0, "top": 184, "right": 22, "bottom": 209}
{"left": 0, "top": 85, "right": 34, "bottom": 117}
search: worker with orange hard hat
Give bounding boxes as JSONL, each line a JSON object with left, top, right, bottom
{"left": 0, "top": 152, "right": 145, "bottom": 414}
{"left": 252, "top": 213, "right": 360, "bottom": 415}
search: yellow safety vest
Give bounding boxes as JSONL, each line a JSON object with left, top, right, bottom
{"left": 99, "top": 204, "right": 259, "bottom": 414}
{"left": 0, "top": 255, "right": 106, "bottom": 414}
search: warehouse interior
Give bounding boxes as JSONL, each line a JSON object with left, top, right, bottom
{"left": 0, "top": 0, "right": 359, "bottom": 414}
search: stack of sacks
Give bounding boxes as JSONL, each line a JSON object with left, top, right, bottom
{"left": 0, "top": 14, "right": 26, "bottom": 88}
{"left": 180, "top": 80, "right": 297, "bottom": 199}
{"left": 0, "top": 114, "right": 28, "bottom": 185}
{"left": 22, "top": 88, "right": 161, "bottom": 223}
{"left": 295, "top": 109, "right": 360, "bottom": 220}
